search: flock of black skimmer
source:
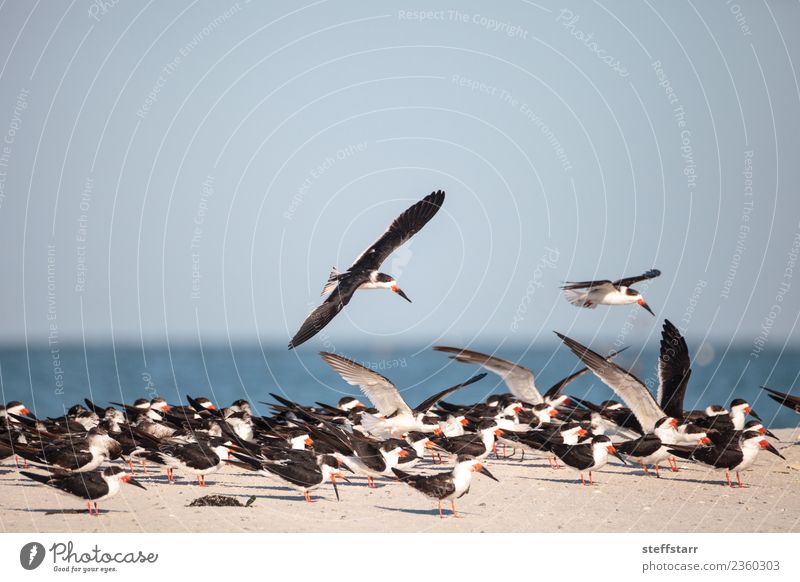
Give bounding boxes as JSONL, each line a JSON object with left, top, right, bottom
{"left": 2, "top": 190, "right": 796, "bottom": 518}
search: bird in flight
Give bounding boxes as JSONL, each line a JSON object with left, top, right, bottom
{"left": 560, "top": 269, "right": 661, "bottom": 315}
{"left": 288, "top": 190, "right": 445, "bottom": 349}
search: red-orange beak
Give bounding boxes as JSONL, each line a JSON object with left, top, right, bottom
{"left": 513, "top": 404, "right": 523, "bottom": 413}
{"left": 577, "top": 428, "right": 588, "bottom": 437}
{"left": 460, "top": 418, "right": 469, "bottom": 426}
{"left": 745, "top": 406, "right": 752, "bottom": 414}
{"left": 670, "top": 418, "right": 679, "bottom": 429}
{"left": 494, "top": 429, "right": 504, "bottom": 437}
{"left": 391, "top": 285, "right": 412, "bottom": 302}
{"left": 548, "top": 409, "right": 558, "bottom": 418}
{"left": 162, "top": 404, "right": 171, "bottom": 412}
{"left": 398, "top": 450, "right": 409, "bottom": 458}
{"left": 759, "top": 440, "right": 769, "bottom": 449}
{"left": 433, "top": 428, "right": 442, "bottom": 436}
{"left": 208, "top": 405, "right": 217, "bottom": 411}
{"left": 20, "top": 407, "right": 31, "bottom": 416}
{"left": 304, "top": 437, "right": 314, "bottom": 447}
{"left": 423, "top": 440, "right": 436, "bottom": 449}
{"left": 607, "top": 445, "right": 617, "bottom": 453}
{"left": 700, "top": 436, "right": 712, "bottom": 445}
{"left": 561, "top": 397, "right": 571, "bottom": 406}
{"left": 758, "top": 427, "right": 766, "bottom": 434}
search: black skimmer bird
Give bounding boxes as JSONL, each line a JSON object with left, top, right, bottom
{"left": 430, "top": 419, "right": 502, "bottom": 460}
{"left": 761, "top": 385, "right": 800, "bottom": 414}
{"left": 667, "top": 430, "right": 784, "bottom": 487}
{"left": 15, "top": 428, "right": 122, "bottom": 473}
{"left": 560, "top": 268, "right": 660, "bottom": 314}
{"left": 229, "top": 450, "right": 345, "bottom": 502}
{"left": 502, "top": 421, "right": 590, "bottom": 467}
{"left": 133, "top": 431, "right": 230, "bottom": 486}
{"left": 320, "top": 351, "right": 485, "bottom": 437}
{"left": 21, "top": 466, "right": 146, "bottom": 515}
{"left": 656, "top": 321, "right": 763, "bottom": 432}
{"left": 392, "top": 454, "right": 498, "bottom": 518}
{"left": 288, "top": 190, "right": 445, "bottom": 349}
{"left": 548, "top": 434, "right": 626, "bottom": 485}
{"left": 614, "top": 417, "right": 711, "bottom": 477}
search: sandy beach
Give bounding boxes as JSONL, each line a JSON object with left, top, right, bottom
{"left": 1, "top": 428, "right": 797, "bottom": 534}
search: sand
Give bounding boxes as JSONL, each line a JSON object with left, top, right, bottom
{"left": 1, "top": 428, "right": 798, "bottom": 533}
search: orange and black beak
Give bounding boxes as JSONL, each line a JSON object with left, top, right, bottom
{"left": 637, "top": 298, "right": 655, "bottom": 316}
{"left": 548, "top": 409, "right": 559, "bottom": 418}
{"left": 398, "top": 450, "right": 409, "bottom": 458}
{"left": 423, "top": 440, "right": 436, "bottom": 449}
{"left": 19, "top": 407, "right": 31, "bottom": 416}
{"left": 760, "top": 439, "right": 785, "bottom": 459}
{"left": 474, "top": 463, "right": 499, "bottom": 482}
{"left": 304, "top": 437, "right": 314, "bottom": 447}
{"left": 122, "top": 475, "right": 147, "bottom": 490}
{"left": 608, "top": 445, "right": 627, "bottom": 465}
{"left": 748, "top": 407, "right": 762, "bottom": 421}
{"left": 391, "top": 285, "right": 412, "bottom": 303}
{"left": 699, "top": 436, "right": 712, "bottom": 445}
{"left": 670, "top": 418, "right": 679, "bottom": 429}
{"left": 577, "top": 428, "right": 588, "bottom": 437}
{"left": 494, "top": 429, "right": 504, "bottom": 437}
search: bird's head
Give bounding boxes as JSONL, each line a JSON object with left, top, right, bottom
{"left": 626, "top": 288, "right": 655, "bottom": 315}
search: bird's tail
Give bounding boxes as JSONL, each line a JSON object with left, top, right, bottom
{"left": 563, "top": 289, "right": 594, "bottom": 308}
{"left": 320, "top": 267, "right": 341, "bottom": 296}
{"left": 391, "top": 467, "right": 413, "bottom": 482}
{"left": 665, "top": 446, "right": 696, "bottom": 460}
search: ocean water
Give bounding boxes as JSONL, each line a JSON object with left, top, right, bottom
{"left": 1, "top": 343, "right": 798, "bottom": 429}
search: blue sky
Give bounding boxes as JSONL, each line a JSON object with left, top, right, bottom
{"left": 0, "top": 1, "right": 798, "bottom": 356}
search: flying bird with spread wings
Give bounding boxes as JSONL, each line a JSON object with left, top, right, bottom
{"left": 288, "top": 190, "right": 445, "bottom": 349}
{"left": 560, "top": 269, "right": 661, "bottom": 315}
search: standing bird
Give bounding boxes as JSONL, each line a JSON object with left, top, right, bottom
{"left": 21, "top": 466, "right": 146, "bottom": 515}
{"left": 392, "top": 455, "right": 498, "bottom": 518}
{"left": 288, "top": 190, "right": 445, "bottom": 349}
{"left": 560, "top": 269, "right": 660, "bottom": 315}
{"left": 548, "top": 435, "right": 626, "bottom": 486}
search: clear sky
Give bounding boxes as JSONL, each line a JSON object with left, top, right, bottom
{"left": 0, "top": 1, "right": 798, "bottom": 355}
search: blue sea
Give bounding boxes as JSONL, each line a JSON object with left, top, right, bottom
{"left": 1, "top": 343, "right": 798, "bottom": 428}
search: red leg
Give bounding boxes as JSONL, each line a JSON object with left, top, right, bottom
{"left": 451, "top": 500, "right": 459, "bottom": 518}
{"left": 87, "top": 501, "right": 92, "bottom": 515}
{"left": 94, "top": 502, "right": 99, "bottom": 515}
{"left": 304, "top": 490, "right": 311, "bottom": 503}
{"left": 641, "top": 462, "right": 648, "bottom": 474}
{"left": 367, "top": 476, "right": 374, "bottom": 488}
{"left": 580, "top": 472, "right": 585, "bottom": 486}
{"left": 736, "top": 471, "right": 743, "bottom": 488}
{"left": 725, "top": 471, "right": 732, "bottom": 487}
{"left": 654, "top": 464, "right": 660, "bottom": 478}
{"left": 589, "top": 471, "right": 594, "bottom": 486}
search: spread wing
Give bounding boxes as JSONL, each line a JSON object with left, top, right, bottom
{"left": 613, "top": 269, "right": 661, "bottom": 288}
{"left": 555, "top": 332, "right": 665, "bottom": 433}
{"left": 348, "top": 190, "right": 445, "bottom": 272}
{"left": 320, "top": 352, "right": 412, "bottom": 417}
{"left": 657, "top": 320, "right": 692, "bottom": 418}
{"left": 413, "top": 373, "right": 487, "bottom": 414}
{"left": 288, "top": 280, "right": 361, "bottom": 350}
{"left": 560, "top": 279, "right": 614, "bottom": 291}
{"left": 433, "top": 346, "right": 542, "bottom": 404}
{"left": 761, "top": 386, "right": 800, "bottom": 413}
{"left": 543, "top": 346, "right": 629, "bottom": 400}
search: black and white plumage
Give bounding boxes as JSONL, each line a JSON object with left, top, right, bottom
{"left": 560, "top": 269, "right": 660, "bottom": 315}
{"left": 229, "top": 450, "right": 344, "bottom": 502}
{"left": 21, "top": 466, "right": 145, "bottom": 515}
{"left": 392, "top": 454, "right": 498, "bottom": 518}
{"left": 320, "top": 350, "right": 484, "bottom": 437}
{"left": 548, "top": 435, "right": 626, "bottom": 485}
{"left": 667, "top": 430, "right": 784, "bottom": 487}
{"left": 288, "top": 190, "right": 445, "bottom": 349}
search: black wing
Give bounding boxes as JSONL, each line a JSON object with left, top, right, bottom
{"left": 613, "top": 269, "right": 661, "bottom": 288}
{"left": 762, "top": 386, "right": 800, "bottom": 413}
{"left": 413, "top": 373, "right": 487, "bottom": 415}
{"left": 348, "top": 190, "right": 445, "bottom": 273}
{"left": 288, "top": 278, "right": 361, "bottom": 349}
{"left": 657, "top": 320, "right": 692, "bottom": 419}
{"left": 559, "top": 278, "right": 613, "bottom": 291}
{"left": 392, "top": 468, "right": 455, "bottom": 500}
